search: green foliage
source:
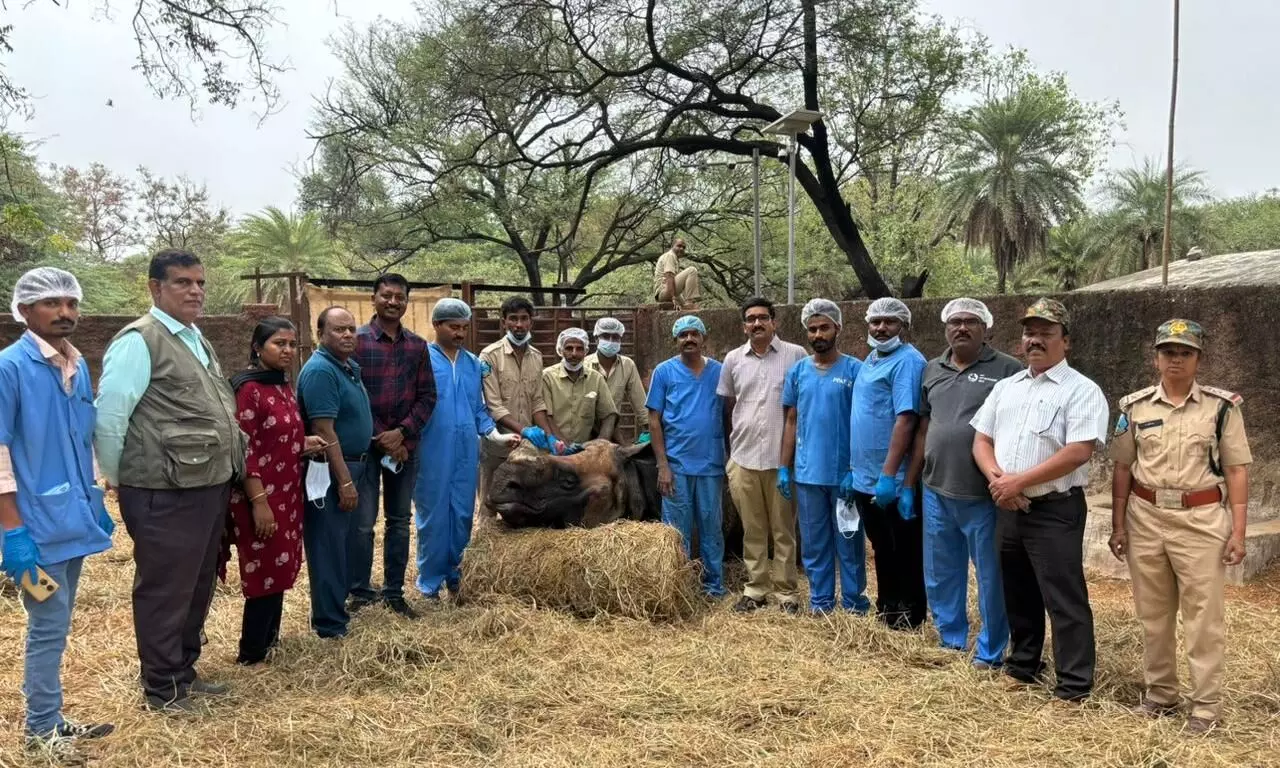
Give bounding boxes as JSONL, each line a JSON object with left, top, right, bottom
{"left": 226, "top": 207, "right": 346, "bottom": 305}
{"left": 1093, "top": 158, "right": 1210, "bottom": 277}
{"left": 1199, "top": 192, "right": 1280, "bottom": 255}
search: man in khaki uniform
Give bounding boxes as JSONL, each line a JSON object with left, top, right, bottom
{"left": 653, "top": 237, "right": 701, "bottom": 308}
{"left": 1109, "top": 319, "right": 1251, "bottom": 735}
{"left": 585, "top": 317, "right": 647, "bottom": 442}
{"left": 478, "top": 296, "right": 552, "bottom": 510}
{"left": 542, "top": 328, "right": 618, "bottom": 445}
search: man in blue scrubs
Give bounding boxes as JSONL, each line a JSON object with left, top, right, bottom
{"left": 779, "top": 299, "right": 867, "bottom": 614}
{"left": 414, "top": 299, "right": 520, "bottom": 601}
{"left": 842, "top": 297, "right": 928, "bottom": 630}
{"left": 0, "top": 268, "right": 115, "bottom": 755}
{"left": 646, "top": 315, "right": 726, "bottom": 597}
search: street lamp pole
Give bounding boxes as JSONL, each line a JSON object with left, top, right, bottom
{"left": 753, "top": 148, "right": 762, "bottom": 296}
{"left": 763, "top": 108, "right": 822, "bottom": 305}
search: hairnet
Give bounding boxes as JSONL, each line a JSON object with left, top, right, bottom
{"left": 556, "top": 327, "right": 590, "bottom": 356}
{"left": 940, "top": 297, "right": 993, "bottom": 327}
{"left": 865, "top": 297, "right": 911, "bottom": 326}
{"left": 11, "top": 267, "right": 83, "bottom": 324}
{"left": 431, "top": 298, "right": 472, "bottom": 322}
{"left": 592, "top": 316, "right": 626, "bottom": 337}
{"left": 801, "top": 298, "right": 842, "bottom": 328}
{"left": 672, "top": 315, "right": 706, "bottom": 338}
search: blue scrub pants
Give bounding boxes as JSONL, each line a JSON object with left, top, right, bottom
{"left": 661, "top": 473, "right": 725, "bottom": 597}
{"left": 22, "top": 556, "right": 83, "bottom": 735}
{"left": 351, "top": 452, "right": 419, "bottom": 602}
{"left": 923, "top": 488, "right": 1008, "bottom": 665}
{"left": 796, "top": 483, "right": 869, "bottom": 613}
{"left": 415, "top": 446, "right": 480, "bottom": 597}
{"left": 304, "top": 459, "right": 368, "bottom": 638}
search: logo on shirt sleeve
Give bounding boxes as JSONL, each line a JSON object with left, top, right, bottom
{"left": 480, "top": 360, "right": 492, "bottom": 378}
{"left": 1113, "top": 413, "right": 1129, "bottom": 436}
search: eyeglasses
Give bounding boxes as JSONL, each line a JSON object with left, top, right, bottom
{"left": 945, "top": 318, "right": 984, "bottom": 329}
{"left": 744, "top": 315, "right": 772, "bottom": 325}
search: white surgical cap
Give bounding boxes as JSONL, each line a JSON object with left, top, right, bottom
{"left": 593, "top": 317, "right": 625, "bottom": 337}
{"left": 11, "top": 267, "right": 83, "bottom": 324}
{"left": 556, "top": 327, "right": 590, "bottom": 356}
{"left": 940, "top": 297, "right": 993, "bottom": 327}
{"left": 801, "top": 298, "right": 842, "bottom": 328}
{"left": 865, "top": 297, "right": 911, "bottom": 326}
{"left": 431, "top": 298, "right": 472, "bottom": 322}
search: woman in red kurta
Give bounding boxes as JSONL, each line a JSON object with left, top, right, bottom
{"left": 226, "top": 317, "right": 324, "bottom": 665}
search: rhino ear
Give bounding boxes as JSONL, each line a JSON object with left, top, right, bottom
{"left": 614, "top": 441, "right": 652, "bottom": 462}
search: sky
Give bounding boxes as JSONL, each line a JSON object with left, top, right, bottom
{"left": 6, "top": 0, "right": 1279, "bottom": 216}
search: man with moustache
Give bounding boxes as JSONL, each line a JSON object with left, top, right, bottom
{"left": 970, "top": 298, "right": 1109, "bottom": 703}
{"left": 541, "top": 328, "right": 618, "bottom": 446}
{"left": 97, "top": 249, "right": 246, "bottom": 712}
{"left": 778, "top": 299, "right": 869, "bottom": 615}
{"left": 906, "top": 298, "right": 1022, "bottom": 668}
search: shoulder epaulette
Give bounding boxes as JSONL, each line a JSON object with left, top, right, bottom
{"left": 1118, "top": 386, "right": 1157, "bottom": 410}
{"left": 1201, "top": 385, "right": 1243, "bottom": 406}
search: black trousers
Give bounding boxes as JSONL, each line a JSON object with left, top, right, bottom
{"left": 998, "top": 488, "right": 1095, "bottom": 700}
{"left": 118, "top": 483, "right": 230, "bottom": 702}
{"left": 238, "top": 592, "right": 285, "bottom": 665}
{"left": 853, "top": 491, "right": 927, "bottom": 630}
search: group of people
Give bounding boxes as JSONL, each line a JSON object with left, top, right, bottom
{"left": 0, "top": 248, "right": 1251, "bottom": 757}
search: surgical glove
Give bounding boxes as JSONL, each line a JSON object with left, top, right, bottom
{"left": 2, "top": 527, "right": 40, "bottom": 584}
{"left": 897, "top": 486, "right": 917, "bottom": 521}
{"left": 873, "top": 473, "right": 898, "bottom": 508}
{"left": 565, "top": 442, "right": 585, "bottom": 455}
{"left": 486, "top": 429, "right": 521, "bottom": 448}
{"left": 776, "top": 467, "right": 793, "bottom": 501}
{"left": 635, "top": 431, "right": 651, "bottom": 446}
{"left": 838, "top": 471, "right": 857, "bottom": 502}
{"left": 520, "top": 426, "right": 550, "bottom": 450}
{"left": 96, "top": 505, "right": 116, "bottom": 536}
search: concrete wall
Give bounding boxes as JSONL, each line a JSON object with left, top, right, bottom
{"left": 634, "top": 286, "right": 1280, "bottom": 517}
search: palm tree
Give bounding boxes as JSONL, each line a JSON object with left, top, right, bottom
{"left": 229, "top": 207, "right": 346, "bottom": 305}
{"left": 1044, "top": 219, "right": 1105, "bottom": 290}
{"left": 940, "top": 88, "right": 1085, "bottom": 293}
{"left": 1096, "top": 158, "right": 1210, "bottom": 276}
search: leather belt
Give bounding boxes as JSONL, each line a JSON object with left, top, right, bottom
{"left": 343, "top": 453, "right": 368, "bottom": 463}
{"left": 1132, "top": 480, "right": 1221, "bottom": 509}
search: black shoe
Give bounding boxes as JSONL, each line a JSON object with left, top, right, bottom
{"left": 144, "top": 695, "right": 204, "bottom": 714}
{"left": 386, "top": 597, "right": 420, "bottom": 619}
{"left": 27, "top": 720, "right": 115, "bottom": 744}
{"left": 189, "top": 678, "right": 230, "bottom": 696}
{"left": 733, "top": 595, "right": 767, "bottom": 613}
{"left": 348, "top": 595, "right": 380, "bottom": 614}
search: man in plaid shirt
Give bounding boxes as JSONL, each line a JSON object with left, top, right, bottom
{"left": 351, "top": 273, "right": 437, "bottom": 618}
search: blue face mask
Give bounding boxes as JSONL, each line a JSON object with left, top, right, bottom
{"left": 596, "top": 340, "right": 621, "bottom": 358}
{"left": 867, "top": 333, "right": 903, "bottom": 355}
{"left": 505, "top": 330, "right": 530, "bottom": 347}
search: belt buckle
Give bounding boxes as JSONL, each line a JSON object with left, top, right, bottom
{"left": 1155, "top": 489, "right": 1184, "bottom": 509}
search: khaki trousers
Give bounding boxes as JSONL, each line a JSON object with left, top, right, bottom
{"left": 1125, "top": 494, "right": 1230, "bottom": 720}
{"left": 656, "top": 266, "right": 701, "bottom": 304}
{"left": 727, "top": 462, "right": 797, "bottom": 602}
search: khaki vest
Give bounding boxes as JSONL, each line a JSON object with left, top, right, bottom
{"left": 115, "top": 314, "right": 247, "bottom": 489}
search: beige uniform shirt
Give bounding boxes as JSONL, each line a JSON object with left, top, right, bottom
{"left": 479, "top": 337, "right": 547, "bottom": 428}
{"left": 652, "top": 249, "right": 680, "bottom": 297}
{"left": 541, "top": 364, "right": 619, "bottom": 444}
{"left": 1110, "top": 382, "right": 1252, "bottom": 491}
{"left": 585, "top": 352, "right": 647, "bottom": 421}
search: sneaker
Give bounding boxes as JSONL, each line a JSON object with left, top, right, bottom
{"left": 189, "top": 678, "right": 230, "bottom": 696}
{"left": 732, "top": 595, "right": 768, "bottom": 613}
{"left": 779, "top": 601, "right": 801, "bottom": 615}
{"left": 23, "top": 734, "right": 83, "bottom": 766}
{"left": 25, "top": 720, "right": 114, "bottom": 747}
{"left": 145, "top": 695, "right": 204, "bottom": 714}
{"left": 348, "top": 595, "right": 380, "bottom": 614}
{"left": 386, "top": 597, "right": 420, "bottom": 619}
{"left": 1184, "top": 716, "right": 1218, "bottom": 736}
{"left": 1132, "top": 699, "right": 1180, "bottom": 718}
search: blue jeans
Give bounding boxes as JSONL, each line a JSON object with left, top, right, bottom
{"left": 796, "top": 483, "right": 869, "bottom": 613}
{"left": 923, "top": 488, "right": 1008, "bottom": 665}
{"left": 661, "top": 473, "right": 725, "bottom": 597}
{"left": 304, "top": 459, "right": 368, "bottom": 638}
{"left": 22, "top": 557, "right": 83, "bottom": 735}
{"left": 350, "top": 451, "right": 418, "bottom": 601}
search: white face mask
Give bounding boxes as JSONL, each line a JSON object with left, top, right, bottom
{"left": 562, "top": 359, "right": 583, "bottom": 372}
{"left": 505, "top": 330, "right": 530, "bottom": 347}
{"left": 305, "top": 459, "right": 331, "bottom": 506}
{"left": 596, "top": 340, "right": 621, "bottom": 357}
{"left": 836, "top": 498, "right": 862, "bottom": 538}
{"left": 867, "top": 333, "right": 903, "bottom": 355}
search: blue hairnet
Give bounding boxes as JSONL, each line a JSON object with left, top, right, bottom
{"left": 672, "top": 315, "right": 706, "bottom": 338}
{"left": 431, "top": 298, "right": 472, "bottom": 322}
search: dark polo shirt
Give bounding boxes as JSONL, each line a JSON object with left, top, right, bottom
{"left": 920, "top": 344, "right": 1024, "bottom": 499}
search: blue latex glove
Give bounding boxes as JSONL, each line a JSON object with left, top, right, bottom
{"left": 97, "top": 506, "right": 116, "bottom": 536}
{"left": 91, "top": 487, "right": 115, "bottom": 536}
{"left": 565, "top": 442, "right": 585, "bottom": 455}
{"left": 2, "top": 527, "right": 40, "bottom": 585}
{"left": 634, "top": 432, "right": 651, "bottom": 446}
{"left": 776, "top": 467, "right": 793, "bottom": 501}
{"left": 897, "top": 486, "right": 917, "bottom": 521}
{"left": 520, "top": 426, "right": 550, "bottom": 451}
{"left": 873, "top": 473, "right": 898, "bottom": 508}
{"left": 838, "top": 471, "right": 857, "bottom": 502}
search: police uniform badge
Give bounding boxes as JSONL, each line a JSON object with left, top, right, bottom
{"left": 480, "top": 359, "right": 492, "bottom": 378}
{"left": 1114, "top": 413, "right": 1129, "bottom": 436}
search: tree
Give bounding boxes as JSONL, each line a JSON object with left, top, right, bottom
{"left": 1043, "top": 219, "right": 1104, "bottom": 290}
{"left": 228, "top": 207, "right": 345, "bottom": 304}
{"left": 55, "top": 163, "right": 137, "bottom": 258}
{"left": 1, "top": 0, "right": 286, "bottom": 117}
{"left": 1200, "top": 191, "right": 1280, "bottom": 254}
{"left": 0, "top": 131, "right": 73, "bottom": 265}
{"left": 1096, "top": 158, "right": 1210, "bottom": 276}
{"left": 939, "top": 82, "right": 1093, "bottom": 293}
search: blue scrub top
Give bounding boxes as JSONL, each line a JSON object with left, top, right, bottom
{"left": 783, "top": 354, "right": 862, "bottom": 487}
{"left": 645, "top": 356, "right": 725, "bottom": 477}
{"left": 848, "top": 343, "right": 926, "bottom": 493}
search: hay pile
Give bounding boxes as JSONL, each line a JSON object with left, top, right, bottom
{"left": 461, "top": 519, "right": 703, "bottom": 621}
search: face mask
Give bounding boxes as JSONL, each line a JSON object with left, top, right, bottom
{"left": 867, "top": 333, "right": 903, "bottom": 355}
{"left": 505, "top": 330, "right": 530, "bottom": 347}
{"left": 305, "top": 460, "right": 331, "bottom": 507}
{"left": 562, "top": 359, "right": 583, "bottom": 372}
{"left": 597, "top": 340, "right": 621, "bottom": 358}
{"left": 836, "top": 498, "right": 861, "bottom": 538}
{"left": 380, "top": 454, "right": 403, "bottom": 474}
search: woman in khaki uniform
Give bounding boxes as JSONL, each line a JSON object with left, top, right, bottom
{"left": 1109, "top": 319, "right": 1251, "bottom": 735}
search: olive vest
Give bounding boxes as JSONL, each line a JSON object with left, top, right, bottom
{"left": 114, "top": 314, "right": 246, "bottom": 489}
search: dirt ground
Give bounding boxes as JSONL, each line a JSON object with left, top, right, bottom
{"left": 1, "top": 513, "right": 1278, "bottom": 768}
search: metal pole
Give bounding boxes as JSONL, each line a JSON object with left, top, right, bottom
{"left": 753, "top": 148, "right": 762, "bottom": 296}
{"left": 1160, "top": 0, "right": 1181, "bottom": 288}
{"left": 787, "top": 135, "right": 797, "bottom": 305}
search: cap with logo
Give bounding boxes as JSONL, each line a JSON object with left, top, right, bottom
{"left": 1019, "top": 297, "right": 1070, "bottom": 331}
{"left": 1154, "top": 318, "right": 1203, "bottom": 350}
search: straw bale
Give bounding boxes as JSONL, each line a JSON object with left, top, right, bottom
{"left": 460, "top": 519, "right": 703, "bottom": 622}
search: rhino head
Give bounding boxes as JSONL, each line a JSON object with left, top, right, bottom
{"left": 486, "top": 440, "right": 662, "bottom": 529}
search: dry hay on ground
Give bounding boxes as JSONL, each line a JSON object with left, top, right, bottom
{"left": 1, "top": 501, "right": 1279, "bottom": 767}
{"left": 460, "top": 519, "right": 703, "bottom": 621}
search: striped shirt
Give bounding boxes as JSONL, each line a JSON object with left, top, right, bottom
{"left": 969, "top": 358, "right": 1109, "bottom": 497}
{"left": 717, "top": 336, "right": 807, "bottom": 470}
